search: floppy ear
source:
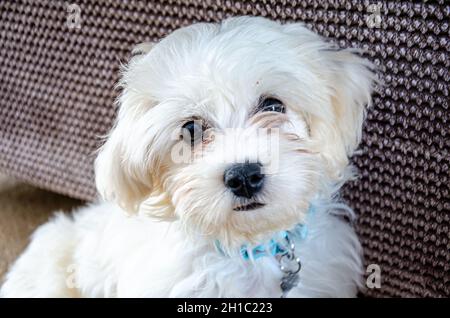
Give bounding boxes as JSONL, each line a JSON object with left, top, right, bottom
{"left": 313, "top": 49, "right": 377, "bottom": 178}
{"left": 95, "top": 113, "right": 154, "bottom": 213}
{"left": 95, "top": 42, "right": 156, "bottom": 212}
{"left": 281, "top": 23, "right": 376, "bottom": 179}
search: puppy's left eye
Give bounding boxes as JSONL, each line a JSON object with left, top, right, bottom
{"left": 258, "top": 97, "right": 285, "bottom": 113}
{"left": 181, "top": 120, "right": 205, "bottom": 147}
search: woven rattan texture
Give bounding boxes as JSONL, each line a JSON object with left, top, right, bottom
{"left": 0, "top": 0, "right": 448, "bottom": 297}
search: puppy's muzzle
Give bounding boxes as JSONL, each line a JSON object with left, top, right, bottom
{"left": 223, "top": 162, "right": 264, "bottom": 199}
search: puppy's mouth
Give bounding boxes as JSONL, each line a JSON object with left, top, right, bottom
{"left": 233, "top": 202, "right": 265, "bottom": 212}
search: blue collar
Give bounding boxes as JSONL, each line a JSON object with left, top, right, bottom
{"left": 215, "top": 205, "right": 314, "bottom": 261}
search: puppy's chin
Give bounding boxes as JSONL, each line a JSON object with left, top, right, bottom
{"left": 171, "top": 192, "right": 313, "bottom": 250}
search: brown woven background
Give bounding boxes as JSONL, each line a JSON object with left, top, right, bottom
{"left": 0, "top": 0, "right": 448, "bottom": 297}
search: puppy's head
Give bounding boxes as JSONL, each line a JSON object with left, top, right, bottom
{"left": 95, "top": 17, "right": 375, "bottom": 248}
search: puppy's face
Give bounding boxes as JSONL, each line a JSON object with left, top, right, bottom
{"left": 96, "top": 17, "right": 375, "bottom": 248}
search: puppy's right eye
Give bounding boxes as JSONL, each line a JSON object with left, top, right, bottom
{"left": 181, "top": 120, "right": 205, "bottom": 147}
{"left": 258, "top": 97, "right": 285, "bottom": 113}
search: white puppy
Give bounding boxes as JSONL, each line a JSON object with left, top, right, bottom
{"left": 1, "top": 17, "right": 375, "bottom": 298}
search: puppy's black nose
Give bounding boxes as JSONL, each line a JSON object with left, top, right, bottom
{"left": 223, "top": 163, "right": 264, "bottom": 198}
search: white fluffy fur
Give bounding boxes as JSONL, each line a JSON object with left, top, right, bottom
{"left": 1, "top": 17, "right": 375, "bottom": 298}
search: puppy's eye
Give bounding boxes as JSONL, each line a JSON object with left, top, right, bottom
{"left": 258, "top": 97, "right": 285, "bottom": 113}
{"left": 181, "top": 120, "right": 205, "bottom": 147}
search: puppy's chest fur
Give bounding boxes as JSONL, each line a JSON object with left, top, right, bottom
{"left": 69, "top": 201, "right": 361, "bottom": 297}
{"left": 75, "top": 204, "right": 285, "bottom": 297}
